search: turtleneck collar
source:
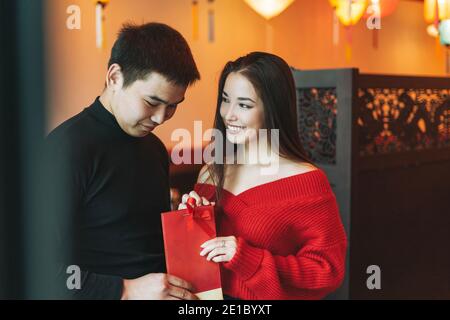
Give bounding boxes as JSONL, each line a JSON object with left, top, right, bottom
{"left": 87, "top": 96, "right": 137, "bottom": 139}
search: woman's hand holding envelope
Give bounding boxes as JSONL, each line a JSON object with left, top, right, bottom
{"left": 178, "top": 190, "right": 214, "bottom": 210}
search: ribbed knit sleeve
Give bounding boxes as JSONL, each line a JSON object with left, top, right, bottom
{"left": 222, "top": 193, "right": 347, "bottom": 300}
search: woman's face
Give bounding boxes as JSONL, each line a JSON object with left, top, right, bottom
{"left": 220, "top": 72, "right": 265, "bottom": 145}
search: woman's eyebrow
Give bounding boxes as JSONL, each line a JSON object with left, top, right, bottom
{"left": 222, "top": 91, "right": 255, "bottom": 103}
{"left": 237, "top": 97, "right": 255, "bottom": 103}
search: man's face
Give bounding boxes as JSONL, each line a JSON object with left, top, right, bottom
{"left": 110, "top": 72, "right": 187, "bottom": 137}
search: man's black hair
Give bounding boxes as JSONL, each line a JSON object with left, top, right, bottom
{"left": 108, "top": 22, "right": 200, "bottom": 88}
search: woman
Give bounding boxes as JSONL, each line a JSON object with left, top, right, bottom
{"left": 179, "top": 52, "right": 347, "bottom": 300}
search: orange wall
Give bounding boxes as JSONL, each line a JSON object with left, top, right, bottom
{"left": 45, "top": 0, "right": 448, "bottom": 149}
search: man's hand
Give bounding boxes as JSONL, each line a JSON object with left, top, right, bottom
{"left": 121, "top": 273, "right": 199, "bottom": 300}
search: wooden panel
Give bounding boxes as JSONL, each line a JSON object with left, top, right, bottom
{"left": 293, "top": 67, "right": 450, "bottom": 299}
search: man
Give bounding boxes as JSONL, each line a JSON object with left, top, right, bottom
{"left": 46, "top": 22, "right": 200, "bottom": 300}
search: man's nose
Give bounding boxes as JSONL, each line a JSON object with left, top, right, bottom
{"left": 151, "top": 106, "right": 166, "bottom": 125}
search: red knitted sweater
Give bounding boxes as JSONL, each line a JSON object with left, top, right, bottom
{"left": 194, "top": 169, "right": 347, "bottom": 300}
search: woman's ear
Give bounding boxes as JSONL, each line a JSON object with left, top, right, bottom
{"left": 105, "top": 63, "right": 124, "bottom": 91}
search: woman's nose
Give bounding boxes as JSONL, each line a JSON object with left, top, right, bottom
{"left": 224, "top": 103, "right": 238, "bottom": 121}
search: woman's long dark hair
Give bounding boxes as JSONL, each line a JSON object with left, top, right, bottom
{"left": 207, "top": 52, "right": 312, "bottom": 203}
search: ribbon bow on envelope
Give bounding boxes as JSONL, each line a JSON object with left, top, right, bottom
{"left": 184, "top": 197, "right": 215, "bottom": 237}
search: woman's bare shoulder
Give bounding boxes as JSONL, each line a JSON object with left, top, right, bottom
{"left": 277, "top": 159, "right": 318, "bottom": 177}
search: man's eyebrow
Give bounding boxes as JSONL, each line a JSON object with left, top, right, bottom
{"left": 148, "top": 95, "right": 185, "bottom": 105}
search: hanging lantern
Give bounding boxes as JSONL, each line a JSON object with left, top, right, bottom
{"left": 208, "top": 0, "right": 215, "bottom": 43}
{"left": 363, "top": 0, "right": 399, "bottom": 49}
{"left": 439, "top": 19, "right": 450, "bottom": 45}
{"left": 439, "top": 19, "right": 450, "bottom": 74}
{"left": 95, "top": 0, "right": 109, "bottom": 49}
{"left": 335, "top": 0, "right": 368, "bottom": 26}
{"left": 424, "top": 0, "right": 450, "bottom": 23}
{"left": 244, "top": 0, "right": 295, "bottom": 20}
{"left": 329, "top": 0, "right": 340, "bottom": 45}
{"left": 427, "top": 24, "right": 440, "bottom": 37}
{"left": 424, "top": 1, "right": 450, "bottom": 74}
{"left": 329, "top": 0, "right": 368, "bottom": 61}
{"left": 424, "top": 0, "right": 450, "bottom": 45}
{"left": 192, "top": 0, "right": 199, "bottom": 41}
{"left": 363, "top": 0, "right": 399, "bottom": 19}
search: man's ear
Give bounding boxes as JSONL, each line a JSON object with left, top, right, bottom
{"left": 105, "top": 63, "right": 124, "bottom": 91}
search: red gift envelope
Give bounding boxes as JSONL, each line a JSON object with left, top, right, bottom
{"left": 161, "top": 205, "right": 223, "bottom": 300}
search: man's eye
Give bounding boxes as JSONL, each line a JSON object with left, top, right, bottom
{"left": 145, "top": 100, "right": 158, "bottom": 107}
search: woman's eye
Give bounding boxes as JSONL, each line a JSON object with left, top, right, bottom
{"left": 239, "top": 103, "right": 252, "bottom": 109}
{"left": 221, "top": 97, "right": 229, "bottom": 103}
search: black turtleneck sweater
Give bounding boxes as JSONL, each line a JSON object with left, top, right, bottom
{"left": 46, "top": 97, "right": 170, "bottom": 299}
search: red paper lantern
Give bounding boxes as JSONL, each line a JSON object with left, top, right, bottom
{"left": 363, "top": 0, "right": 400, "bottom": 19}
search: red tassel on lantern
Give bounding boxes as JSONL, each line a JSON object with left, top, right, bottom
{"left": 364, "top": 0, "right": 400, "bottom": 50}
